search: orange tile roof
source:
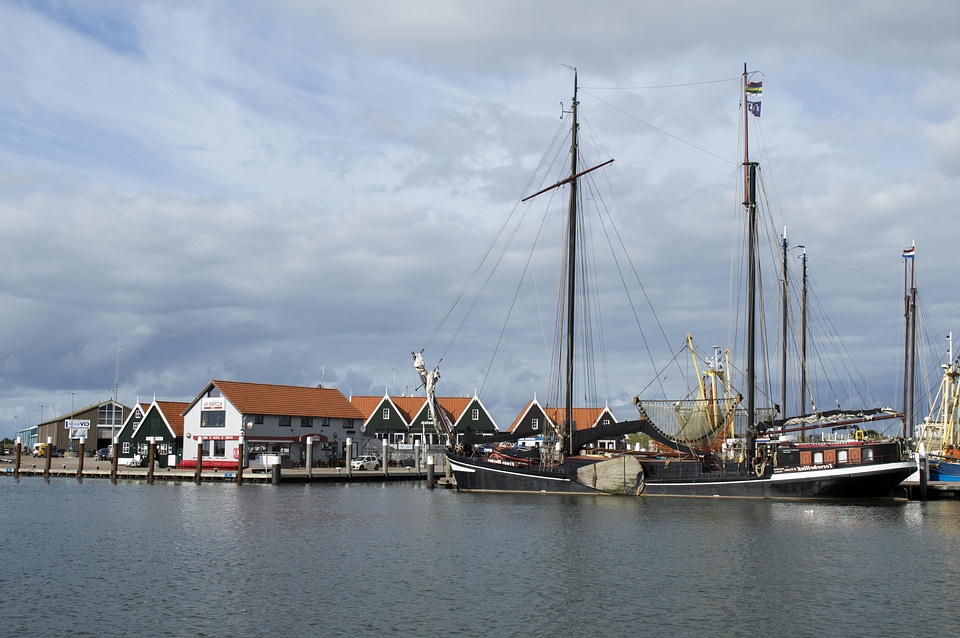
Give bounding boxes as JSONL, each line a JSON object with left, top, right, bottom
{"left": 392, "top": 396, "right": 427, "bottom": 421}
{"left": 209, "top": 380, "right": 363, "bottom": 420}
{"left": 544, "top": 406, "right": 609, "bottom": 431}
{"left": 351, "top": 395, "right": 458, "bottom": 425}
{"left": 349, "top": 396, "right": 383, "bottom": 420}
{"left": 156, "top": 401, "right": 190, "bottom": 437}
{"left": 437, "top": 396, "right": 471, "bottom": 421}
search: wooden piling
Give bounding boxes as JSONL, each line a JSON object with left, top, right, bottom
{"left": 147, "top": 441, "right": 156, "bottom": 485}
{"left": 43, "top": 437, "right": 52, "bottom": 479}
{"left": 77, "top": 438, "right": 85, "bottom": 479}
{"left": 110, "top": 439, "right": 119, "bottom": 482}
{"left": 195, "top": 440, "right": 203, "bottom": 485}
{"left": 237, "top": 439, "right": 244, "bottom": 486}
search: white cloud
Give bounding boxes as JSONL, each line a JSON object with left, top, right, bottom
{"left": 1, "top": 0, "right": 958, "bottom": 433}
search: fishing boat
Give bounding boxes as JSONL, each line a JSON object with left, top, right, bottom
{"left": 917, "top": 333, "right": 960, "bottom": 481}
{"left": 416, "top": 66, "right": 913, "bottom": 497}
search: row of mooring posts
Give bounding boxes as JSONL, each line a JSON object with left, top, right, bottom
{"left": 9, "top": 434, "right": 444, "bottom": 487}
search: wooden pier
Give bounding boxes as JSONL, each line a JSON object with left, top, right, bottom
{"left": 1, "top": 454, "right": 441, "bottom": 485}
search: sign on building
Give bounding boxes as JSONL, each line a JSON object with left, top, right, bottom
{"left": 65, "top": 419, "right": 91, "bottom": 439}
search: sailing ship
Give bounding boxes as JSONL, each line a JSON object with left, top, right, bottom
{"left": 917, "top": 333, "right": 960, "bottom": 481}
{"left": 416, "top": 67, "right": 914, "bottom": 497}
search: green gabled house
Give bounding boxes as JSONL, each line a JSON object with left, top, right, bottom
{"left": 350, "top": 393, "right": 423, "bottom": 445}
{"left": 445, "top": 395, "right": 498, "bottom": 435}
{"left": 404, "top": 394, "right": 499, "bottom": 445}
{"left": 115, "top": 399, "right": 189, "bottom": 468}
{"left": 507, "top": 397, "right": 551, "bottom": 439}
{"left": 351, "top": 392, "right": 499, "bottom": 447}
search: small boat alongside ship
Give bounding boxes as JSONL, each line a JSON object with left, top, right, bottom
{"left": 416, "top": 66, "right": 913, "bottom": 498}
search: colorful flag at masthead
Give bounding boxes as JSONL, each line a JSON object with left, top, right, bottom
{"left": 746, "top": 81, "right": 763, "bottom": 95}
{"left": 902, "top": 246, "right": 915, "bottom": 259}
{"left": 747, "top": 100, "right": 761, "bottom": 117}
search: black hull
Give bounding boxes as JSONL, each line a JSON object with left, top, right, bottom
{"left": 446, "top": 454, "right": 607, "bottom": 494}
{"left": 637, "top": 460, "right": 914, "bottom": 498}
{"left": 446, "top": 453, "right": 914, "bottom": 499}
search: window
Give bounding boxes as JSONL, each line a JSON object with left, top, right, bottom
{"left": 279, "top": 416, "right": 291, "bottom": 427}
{"left": 202, "top": 440, "right": 226, "bottom": 457}
{"left": 813, "top": 451, "right": 824, "bottom": 464}
{"left": 122, "top": 442, "right": 131, "bottom": 454}
{"left": 603, "top": 418, "right": 610, "bottom": 426}
{"left": 99, "top": 403, "right": 123, "bottom": 427}
{"left": 321, "top": 417, "right": 330, "bottom": 427}
{"left": 383, "top": 408, "right": 390, "bottom": 420}
{"left": 532, "top": 418, "right": 539, "bottom": 431}
{"left": 472, "top": 408, "right": 479, "bottom": 421}
{"left": 301, "top": 417, "right": 313, "bottom": 428}
{"left": 254, "top": 414, "right": 264, "bottom": 425}
{"left": 200, "top": 410, "right": 226, "bottom": 427}
{"left": 837, "top": 449, "right": 848, "bottom": 463}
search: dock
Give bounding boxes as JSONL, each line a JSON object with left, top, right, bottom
{"left": 1, "top": 454, "right": 449, "bottom": 485}
{"left": 900, "top": 479, "right": 960, "bottom": 500}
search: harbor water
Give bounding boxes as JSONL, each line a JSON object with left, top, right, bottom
{"left": 1, "top": 478, "right": 958, "bottom": 637}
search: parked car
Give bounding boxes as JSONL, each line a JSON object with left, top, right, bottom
{"left": 351, "top": 455, "right": 380, "bottom": 471}
{"left": 97, "top": 447, "right": 112, "bottom": 461}
{"left": 35, "top": 443, "right": 61, "bottom": 458}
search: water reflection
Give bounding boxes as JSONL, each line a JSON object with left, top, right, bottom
{"left": 2, "top": 479, "right": 959, "bottom": 637}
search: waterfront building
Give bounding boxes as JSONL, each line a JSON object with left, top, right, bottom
{"left": 508, "top": 398, "right": 621, "bottom": 449}
{"left": 180, "top": 380, "right": 364, "bottom": 469}
{"left": 350, "top": 393, "right": 424, "bottom": 445}
{"left": 32, "top": 400, "right": 129, "bottom": 453}
{"left": 114, "top": 400, "right": 189, "bottom": 467}
{"left": 351, "top": 391, "right": 499, "bottom": 449}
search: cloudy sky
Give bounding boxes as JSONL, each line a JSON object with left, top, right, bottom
{"left": 2, "top": 0, "right": 958, "bottom": 436}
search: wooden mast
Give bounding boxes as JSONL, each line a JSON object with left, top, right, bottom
{"left": 743, "top": 63, "right": 758, "bottom": 454}
{"left": 902, "top": 245, "right": 917, "bottom": 438}
{"left": 799, "top": 247, "right": 808, "bottom": 440}
{"left": 781, "top": 226, "right": 789, "bottom": 417}
{"left": 564, "top": 70, "right": 579, "bottom": 456}
{"left": 519, "top": 71, "right": 612, "bottom": 458}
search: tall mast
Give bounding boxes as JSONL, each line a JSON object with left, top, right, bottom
{"left": 564, "top": 70, "right": 579, "bottom": 455}
{"left": 780, "top": 226, "right": 789, "bottom": 417}
{"left": 743, "top": 63, "right": 758, "bottom": 451}
{"left": 520, "top": 71, "right": 612, "bottom": 456}
{"left": 799, "top": 247, "right": 808, "bottom": 439}
{"left": 902, "top": 243, "right": 917, "bottom": 438}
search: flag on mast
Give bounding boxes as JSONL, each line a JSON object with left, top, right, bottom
{"left": 747, "top": 100, "right": 761, "bottom": 117}
{"left": 746, "top": 81, "right": 763, "bottom": 95}
{"left": 902, "top": 246, "right": 915, "bottom": 259}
